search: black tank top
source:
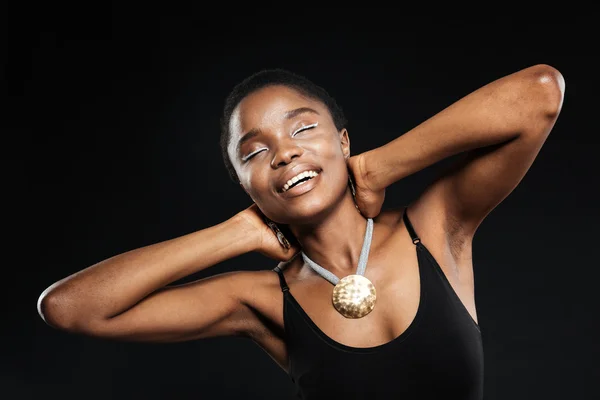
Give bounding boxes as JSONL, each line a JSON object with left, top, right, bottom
{"left": 272, "top": 208, "right": 484, "bottom": 399}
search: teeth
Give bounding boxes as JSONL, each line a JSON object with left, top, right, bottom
{"left": 282, "top": 170, "right": 319, "bottom": 192}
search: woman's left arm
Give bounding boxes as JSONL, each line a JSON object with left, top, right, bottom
{"left": 353, "top": 64, "right": 565, "bottom": 235}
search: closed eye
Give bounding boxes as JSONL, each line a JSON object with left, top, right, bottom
{"left": 242, "top": 122, "right": 319, "bottom": 162}
{"left": 292, "top": 122, "right": 318, "bottom": 137}
{"left": 241, "top": 148, "right": 266, "bottom": 162}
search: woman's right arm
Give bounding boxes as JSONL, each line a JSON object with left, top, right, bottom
{"left": 37, "top": 206, "right": 296, "bottom": 342}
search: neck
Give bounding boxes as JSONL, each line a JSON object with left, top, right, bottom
{"left": 288, "top": 190, "right": 369, "bottom": 276}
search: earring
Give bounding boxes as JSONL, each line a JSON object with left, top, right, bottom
{"left": 345, "top": 156, "right": 356, "bottom": 198}
{"left": 264, "top": 218, "right": 291, "bottom": 249}
{"left": 348, "top": 172, "right": 362, "bottom": 214}
{"left": 348, "top": 174, "right": 356, "bottom": 198}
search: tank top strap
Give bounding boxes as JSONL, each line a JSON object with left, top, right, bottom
{"left": 272, "top": 265, "right": 290, "bottom": 292}
{"left": 403, "top": 206, "right": 421, "bottom": 245}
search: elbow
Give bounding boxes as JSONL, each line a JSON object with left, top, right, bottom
{"left": 38, "top": 288, "right": 87, "bottom": 332}
{"left": 528, "top": 64, "right": 566, "bottom": 119}
{"left": 37, "top": 291, "right": 59, "bottom": 328}
{"left": 38, "top": 291, "right": 71, "bottom": 330}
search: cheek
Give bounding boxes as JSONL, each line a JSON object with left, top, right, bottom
{"left": 318, "top": 136, "right": 348, "bottom": 173}
{"left": 244, "top": 170, "right": 271, "bottom": 200}
{"left": 313, "top": 135, "right": 344, "bottom": 160}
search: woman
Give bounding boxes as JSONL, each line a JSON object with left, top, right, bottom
{"left": 37, "top": 64, "right": 565, "bottom": 399}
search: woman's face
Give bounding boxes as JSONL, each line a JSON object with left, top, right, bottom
{"left": 228, "top": 85, "right": 351, "bottom": 224}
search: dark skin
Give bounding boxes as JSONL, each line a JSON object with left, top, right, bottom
{"left": 230, "top": 64, "right": 564, "bottom": 369}
{"left": 229, "top": 85, "right": 370, "bottom": 273}
{"left": 38, "top": 64, "right": 564, "bottom": 375}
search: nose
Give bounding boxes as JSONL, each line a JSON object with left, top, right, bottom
{"left": 271, "top": 138, "right": 304, "bottom": 168}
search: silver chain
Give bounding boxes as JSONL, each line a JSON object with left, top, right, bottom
{"left": 301, "top": 218, "right": 373, "bottom": 285}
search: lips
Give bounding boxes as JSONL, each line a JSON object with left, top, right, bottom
{"left": 279, "top": 171, "right": 321, "bottom": 198}
{"left": 276, "top": 164, "right": 322, "bottom": 193}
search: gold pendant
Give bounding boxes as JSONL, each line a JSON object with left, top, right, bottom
{"left": 332, "top": 274, "right": 376, "bottom": 319}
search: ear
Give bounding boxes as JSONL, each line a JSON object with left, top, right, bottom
{"left": 339, "top": 128, "right": 350, "bottom": 159}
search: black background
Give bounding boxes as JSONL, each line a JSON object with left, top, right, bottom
{"left": 7, "top": 6, "right": 599, "bottom": 400}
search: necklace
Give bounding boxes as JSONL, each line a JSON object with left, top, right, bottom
{"left": 301, "top": 218, "right": 376, "bottom": 319}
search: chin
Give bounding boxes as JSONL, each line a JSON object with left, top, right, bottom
{"left": 270, "top": 185, "right": 346, "bottom": 226}
{"left": 280, "top": 201, "right": 331, "bottom": 225}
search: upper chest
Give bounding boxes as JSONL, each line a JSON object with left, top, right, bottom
{"left": 247, "top": 209, "right": 477, "bottom": 371}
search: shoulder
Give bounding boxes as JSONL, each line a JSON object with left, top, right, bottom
{"left": 235, "top": 268, "right": 284, "bottom": 300}
{"left": 373, "top": 183, "right": 473, "bottom": 263}
{"left": 402, "top": 185, "right": 473, "bottom": 263}
{"left": 234, "top": 255, "right": 303, "bottom": 313}
{"left": 374, "top": 206, "right": 406, "bottom": 226}
{"left": 373, "top": 206, "right": 411, "bottom": 240}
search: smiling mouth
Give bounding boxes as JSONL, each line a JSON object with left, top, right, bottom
{"left": 281, "top": 170, "right": 321, "bottom": 193}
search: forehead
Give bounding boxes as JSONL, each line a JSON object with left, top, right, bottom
{"left": 229, "top": 85, "right": 327, "bottom": 140}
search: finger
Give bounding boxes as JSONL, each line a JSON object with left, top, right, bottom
{"left": 360, "top": 199, "right": 382, "bottom": 219}
{"left": 356, "top": 199, "right": 372, "bottom": 218}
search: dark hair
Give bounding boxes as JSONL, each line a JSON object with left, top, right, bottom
{"left": 219, "top": 69, "right": 348, "bottom": 183}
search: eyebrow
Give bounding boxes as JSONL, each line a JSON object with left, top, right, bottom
{"left": 236, "top": 128, "right": 262, "bottom": 156}
{"left": 284, "top": 107, "right": 320, "bottom": 120}
{"left": 236, "top": 107, "right": 320, "bottom": 156}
